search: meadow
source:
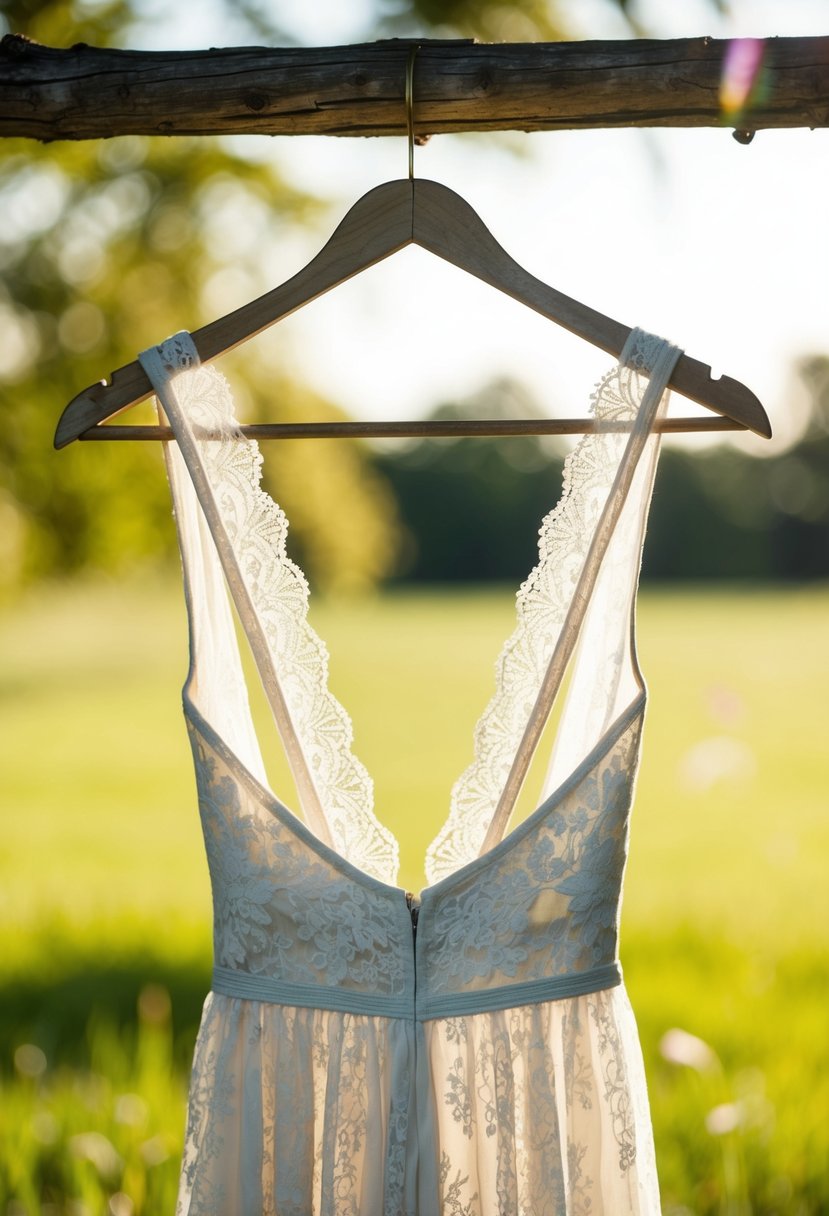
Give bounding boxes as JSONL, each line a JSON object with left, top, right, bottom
{"left": 1, "top": 576, "right": 827, "bottom": 1215}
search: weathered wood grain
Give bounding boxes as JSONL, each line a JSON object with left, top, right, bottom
{"left": 2, "top": 34, "right": 827, "bottom": 141}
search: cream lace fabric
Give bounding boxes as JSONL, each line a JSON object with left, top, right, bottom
{"left": 426, "top": 329, "right": 676, "bottom": 882}
{"left": 140, "top": 336, "right": 398, "bottom": 885}
{"left": 139, "top": 326, "right": 681, "bottom": 1215}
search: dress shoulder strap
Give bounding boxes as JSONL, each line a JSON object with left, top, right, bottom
{"left": 539, "top": 332, "right": 677, "bottom": 801}
{"left": 426, "top": 329, "right": 682, "bottom": 883}
{"left": 140, "top": 333, "right": 400, "bottom": 886}
{"left": 141, "top": 339, "right": 268, "bottom": 785}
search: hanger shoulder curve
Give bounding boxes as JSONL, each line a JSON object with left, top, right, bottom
{"left": 410, "top": 179, "right": 771, "bottom": 438}
{"left": 197, "top": 179, "right": 415, "bottom": 363}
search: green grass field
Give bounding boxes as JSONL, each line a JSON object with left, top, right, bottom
{"left": 1, "top": 576, "right": 827, "bottom": 1214}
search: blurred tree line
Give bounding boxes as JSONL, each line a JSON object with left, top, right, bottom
{"left": 375, "top": 364, "right": 829, "bottom": 585}
{"left": 1, "top": 0, "right": 825, "bottom": 596}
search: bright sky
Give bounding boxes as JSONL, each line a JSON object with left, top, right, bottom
{"left": 135, "top": 0, "right": 827, "bottom": 455}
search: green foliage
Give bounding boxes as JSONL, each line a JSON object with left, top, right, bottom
{"left": 372, "top": 0, "right": 575, "bottom": 41}
{"left": 378, "top": 373, "right": 829, "bottom": 584}
{"left": 645, "top": 439, "right": 829, "bottom": 581}
{"left": 0, "top": 120, "right": 402, "bottom": 592}
{"left": 0, "top": 0, "right": 404, "bottom": 596}
{"left": 1, "top": 958, "right": 189, "bottom": 1215}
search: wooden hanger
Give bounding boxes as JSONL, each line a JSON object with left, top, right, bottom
{"left": 54, "top": 175, "right": 772, "bottom": 447}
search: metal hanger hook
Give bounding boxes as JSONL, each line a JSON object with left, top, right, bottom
{"left": 406, "top": 43, "right": 420, "bottom": 179}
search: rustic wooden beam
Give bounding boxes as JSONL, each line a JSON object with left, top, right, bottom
{"left": 1, "top": 34, "right": 827, "bottom": 142}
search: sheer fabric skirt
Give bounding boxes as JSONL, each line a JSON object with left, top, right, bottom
{"left": 175, "top": 985, "right": 660, "bottom": 1216}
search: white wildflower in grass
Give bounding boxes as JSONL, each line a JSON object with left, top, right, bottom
{"left": 139, "top": 1134, "right": 170, "bottom": 1166}
{"left": 705, "top": 1102, "right": 743, "bottom": 1135}
{"left": 68, "top": 1131, "right": 123, "bottom": 1178}
{"left": 114, "top": 1091, "right": 149, "bottom": 1126}
{"left": 659, "top": 1027, "right": 718, "bottom": 1072}
{"left": 108, "top": 1193, "right": 134, "bottom": 1216}
{"left": 13, "top": 1043, "right": 47, "bottom": 1077}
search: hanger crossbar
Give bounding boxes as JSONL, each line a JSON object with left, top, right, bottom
{"left": 77, "top": 418, "right": 747, "bottom": 441}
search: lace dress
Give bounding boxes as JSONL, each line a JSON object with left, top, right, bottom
{"left": 139, "top": 327, "right": 681, "bottom": 1216}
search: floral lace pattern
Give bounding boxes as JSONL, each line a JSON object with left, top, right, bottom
{"left": 141, "top": 334, "right": 399, "bottom": 887}
{"left": 176, "top": 988, "right": 659, "bottom": 1216}
{"left": 422, "top": 715, "right": 641, "bottom": 996}
{"left": 175, "top": 997, "right": 411, "bottom": 1216}
{"left": 425, "top": 989, "right": 656, "bottom": 1215}
{"left": 189, "top": 719, "right": 406, "bottom": 994}
{"left": 426, "top": 328, "right": 669, "bottom": 884}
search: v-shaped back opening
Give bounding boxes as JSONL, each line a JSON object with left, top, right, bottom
{"left": 425, "top": 330, "right": 682, "bottom": 882}
{"left": 140, "top": 327, "right": 680, "bottom": 892}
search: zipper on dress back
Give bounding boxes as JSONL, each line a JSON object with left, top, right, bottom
{"left": 405, "top": 891, "right": 420, "bottom": 942}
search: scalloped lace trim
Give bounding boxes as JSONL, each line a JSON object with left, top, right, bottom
{"left": 148, "top": 334, "right": 400, "bottom": 887}
{"left": 425, "top": 329, "right": 666, "bottom": 885}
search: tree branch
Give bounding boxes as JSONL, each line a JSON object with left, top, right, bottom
{"left": 1, "top": 34, "right": 827, "bottom": 142}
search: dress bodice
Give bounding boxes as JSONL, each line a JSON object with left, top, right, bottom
{"left": 139, "top": 326, "right": 679, "bottom": 1215}
{"left": 188, "top": 696, "right": 641, "bottom": 1020}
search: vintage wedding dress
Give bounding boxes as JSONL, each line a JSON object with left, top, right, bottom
{"left": 139, "top": 326, "right": 680, "bottom": 1215}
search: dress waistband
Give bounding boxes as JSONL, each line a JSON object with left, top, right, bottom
{"left": 211, "top": 962, "right": 622, "bottom": 1021}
